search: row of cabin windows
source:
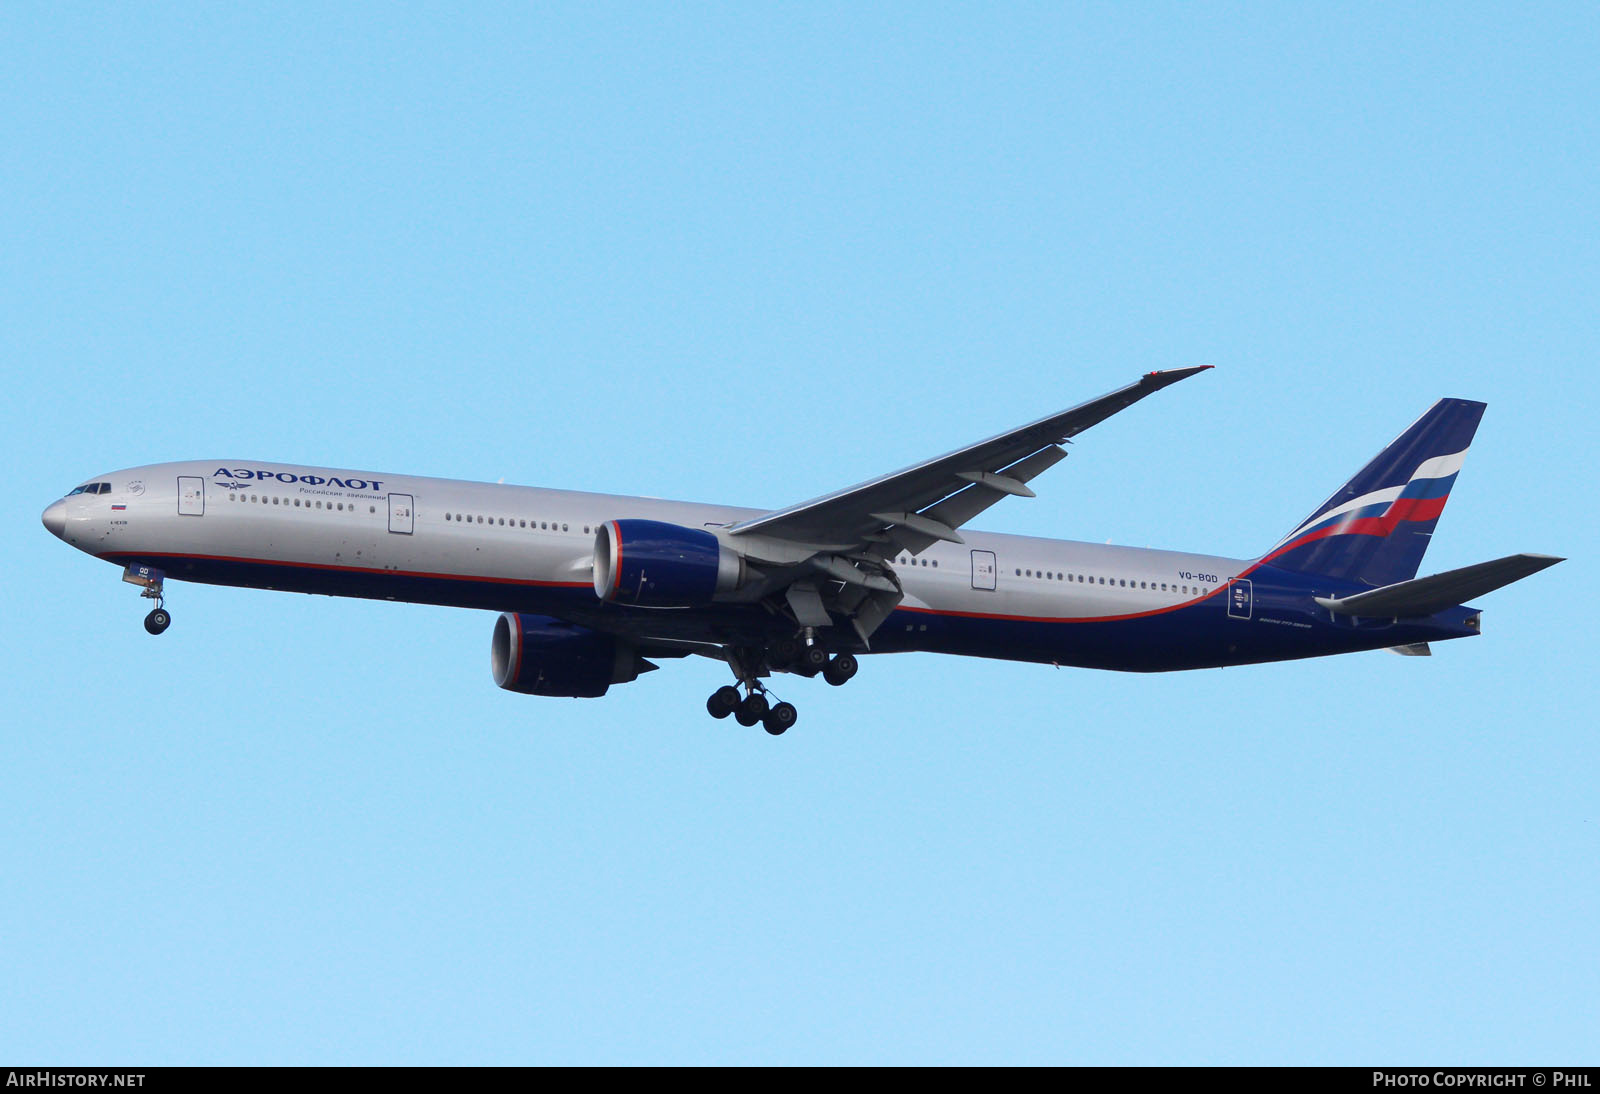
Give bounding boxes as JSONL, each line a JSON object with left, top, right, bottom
{"left": 223, "top": 491, "right": 593, "bottom": 535}
{"left": 1014, "top": 567, "right": 1203, "bottom": 595}
{"left": 893, "top": 553, "right": 1203, "bottom": 596}
{"left": 227, "top": 493, "right": 366, "bottom": 512}
{"left": 444, "top": 513, "right": 588, "bottom": 534}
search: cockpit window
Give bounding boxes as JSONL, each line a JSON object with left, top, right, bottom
{"left": 65, "top": 482, "right": 109, "bottom": 497}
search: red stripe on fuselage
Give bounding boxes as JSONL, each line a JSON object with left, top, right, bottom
{"left": 896, "top": 587, "right": 1223, "bottom": 625}
{"left": 96, "top": 550, "right": 593, "bottom": 589}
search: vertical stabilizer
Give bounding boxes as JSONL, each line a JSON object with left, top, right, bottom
{"left": 1261, "top": 398, "right": 1485, "bottom": 587}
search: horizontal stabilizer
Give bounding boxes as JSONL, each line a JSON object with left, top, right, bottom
{"left": 1388, "top": 643, "right": 1432, "bottom": 656}
{"left": 1315, "top": 553, "right": 1564, "bottom": 618}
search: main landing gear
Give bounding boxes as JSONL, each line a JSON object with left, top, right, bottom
{"left": 704, "top": 641, "right": 859, "bottom": 736}
{"left": 706, "top": 682, "right": 797, "bottom": 736}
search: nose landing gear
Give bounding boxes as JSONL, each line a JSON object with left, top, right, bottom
{"left": 123, "top": 564, "right": 171, "bottom": 636}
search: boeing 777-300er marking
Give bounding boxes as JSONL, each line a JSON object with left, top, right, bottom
{"left": 42, "top": 368, "right": 1562, "bottom": 735}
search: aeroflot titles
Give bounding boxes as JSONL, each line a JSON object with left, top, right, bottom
{"left": 212, "top": 468, "right": 385, "bottom": 492}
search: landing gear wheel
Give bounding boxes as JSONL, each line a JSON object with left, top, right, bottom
{"left": 735, "top": 693, "right": 769, "bottom": 727}
{"left": 770, "top": 636, "right": 803, "bottom": 669}
{"left": 823, "top": 652, "right": 858, "bottom": 687}
{"left": 762, "top": 702, "right": 798, "bottom": 736}
{"left": 799, "top": 645, "right": 829, "bottom": 673}
{"left": 707, "top": 685, "right": 741, "bottom": 719}
{"left": 144, "top": 608, "right": 171, "bottom": 635}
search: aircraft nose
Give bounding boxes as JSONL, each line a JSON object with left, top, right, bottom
{"left": 42, "top": 499, "right": 67, "bottom": 539}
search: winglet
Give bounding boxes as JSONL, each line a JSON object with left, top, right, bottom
{"left": 1143, "top": 365, "right": 1213, "bottom": 386}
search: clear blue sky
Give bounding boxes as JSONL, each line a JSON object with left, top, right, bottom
{"left": 3, "top": 3, "right": 1594, "bottom": 1064}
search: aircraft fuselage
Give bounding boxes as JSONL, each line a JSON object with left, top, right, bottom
{"left": 43, "top": 459, "right": 1480, "bottom": 674}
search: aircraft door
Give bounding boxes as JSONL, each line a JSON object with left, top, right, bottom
{"left": 1227, "top": 578, "right": 1253, "bottom": 619}
{"left": 387, "top": 493, "right": 414, "bottom": 535}
{"left": 971, "top": 549, "right": 997, "bottom": 591}
{"left": 177, "top": 476, "right": 204, "bottom": 516}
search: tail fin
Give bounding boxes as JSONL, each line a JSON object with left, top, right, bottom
{"left": 1263, "top": 398, "right": 1486, "bottom": 587}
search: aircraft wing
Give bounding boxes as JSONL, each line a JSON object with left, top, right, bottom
{"left": 723, "top": 366, "right": 1211, "bottom": 644}
{"left": 730, "top": 366, "right": 1212, "bottom": 557}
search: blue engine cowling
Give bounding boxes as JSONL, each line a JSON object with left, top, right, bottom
{"left": 490, "top": 613, "right": 650, "bottom": 698}
{"left": 593, "top": 519, "right": 743, "bottom": 607}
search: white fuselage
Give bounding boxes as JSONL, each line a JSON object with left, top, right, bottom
{"left": 51, "top": 460, "right": 1243, "bottom": 628}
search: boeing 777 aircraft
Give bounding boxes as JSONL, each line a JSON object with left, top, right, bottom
{"left": 41, "top": 368, "right": 1561, "bottom": 735}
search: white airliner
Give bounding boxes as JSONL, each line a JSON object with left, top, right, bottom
{"left": 42, "top": 368, "right": 1560, "bottom": 734}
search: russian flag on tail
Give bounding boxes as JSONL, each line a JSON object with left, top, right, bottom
{"left": 1262, "top": 398, "right": 1486, "bottom": 588}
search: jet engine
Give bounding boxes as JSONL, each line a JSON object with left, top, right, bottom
{"left": 592, "top": 519, "right": 745, "bottom": 607}
{"left": 490, "top": 613, "right": 653, "bottom": 698}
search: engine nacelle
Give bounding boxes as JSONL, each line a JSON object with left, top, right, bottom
{"left": 490, "top": 613, "right": 649, "bottom": 698}
{"left": 592, "top": 519, "right": 743, "bottom": 607}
